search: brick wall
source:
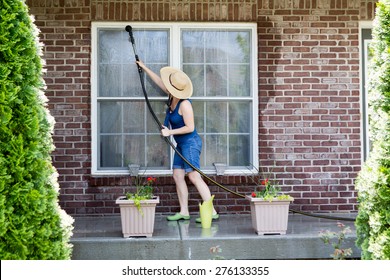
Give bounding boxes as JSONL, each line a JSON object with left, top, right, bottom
{"left": 26, "top": 0, "right": 378, "bottom": 216}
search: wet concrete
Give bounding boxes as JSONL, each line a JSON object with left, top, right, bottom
{"left": 71, "top": 213, "right": 359, "bottom": 260}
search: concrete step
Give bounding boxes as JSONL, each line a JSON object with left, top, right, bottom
{"left": 70, "top": 214, "right": 360, "bottom": 260}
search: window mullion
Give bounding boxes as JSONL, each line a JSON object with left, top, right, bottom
{"left": 203, "top": 102, "right": 207, "bottom": 166}
{"left": 120, "top": 49, "right": 125, "bottom": 168}
{"left": 226, "top": 102, "right": 229, "bottom": 166}
{"left": 121, "top": 102, "right": 124, "bottom": 168}
{"left": 144, "top": 103, "right": 148, "bottom": 168}
{"left": 172, "top": 25, "right": 180, "bottom": 68}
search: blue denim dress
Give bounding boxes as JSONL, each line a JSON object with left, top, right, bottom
{"left": 164, "top": 99, "right": 202, "bottom": 172}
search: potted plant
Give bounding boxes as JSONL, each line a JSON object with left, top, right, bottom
{"left": 246, "top": 167, "right": 294, "bottom": 235}
{"left": 116, "top": 174, "right": 159, "bottom": 238}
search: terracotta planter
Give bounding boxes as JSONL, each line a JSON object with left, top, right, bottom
{"left": 246, "top": 195, "right": 291, "bottom": 235}
{"left": 116, "top": 196, "right": 160, "bottom": 238}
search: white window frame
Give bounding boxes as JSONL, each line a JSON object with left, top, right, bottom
{"left": 359, "top": 21, "right": 373, "bottom": 162}
{"left": 91, "top": 22, "right": 258, "bottom": 175}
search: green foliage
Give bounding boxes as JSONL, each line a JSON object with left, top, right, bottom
{"left": 126, "top": 176, "right": 156, "bottom": 215}
{"left": 355, "top": 0, "right": 390, "bottom": 260}
{"left": 319, "top": 222, "right": 353, "bottom": 260}
{"left": 209, "top": 245, "right": 226, "bottom": 260}
{"left": 249, "top": 165, "right": 294, "bottom": 202}
{"left": 0, "top": 0, "right": 73, "bottom": 259}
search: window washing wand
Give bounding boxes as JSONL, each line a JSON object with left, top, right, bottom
{"left": 124, "top": 25, "right": 355, "bottom": 222}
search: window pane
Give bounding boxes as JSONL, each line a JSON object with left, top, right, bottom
{"left": 183, "top": 64, "right": 204, "bottom": 97}
{"left": 229, "top": 102, "right": 251, "bottom": 133}
{"left": 206, "top": 65, "right": 227, "bottom": 96}
{"left": 229, "top": 135, "right": 250, "bottom": 166}
{"left": 205, "top": 135, "right": 227, "bottom": 166}
{"left": 99, "top": 64, "right": 121, "bottom": 97}
{"left": 124, "top": 135, "right": 145, "bottom": 166}
{"left": 228, "top": 31, "right": 251, "bottom": 63}
{"left": 122, "top": 64, "right": 143, "bottom": 97}
{"left": 123, "top": 101, "right": 145, "bottom": 133}
{"left": 99, "top": 30, "right": 123, "bottom": 64}
{"left": 123, "top": 30, "right": 169, "bottom": 97}
{"left": 132, "top": 30, "right": 169, "bottom": 97}
{"left": 99, "top": 102, "right": 122, "bottom": 133}
{"left": 205, "top": 31, "right": 228, "bottom": 63}
{"left": 182, "top": 31, "right": 204, "bottom": 63}
{"left": 135, "top": 30, "right": 169, "bottom": 63}
{"left": 100, "top": 135, "right": 122, "bottom": 168}
{"left": 192, "top": 101, "right": 204, "bottom": 133}
{"left": 98, "top": 30, "right": 131, "bottom": 98}
{"left": 146, "top": 135, "right": 170, "bottom": 169}
{"left": 229, "top": 64, "right": 251, "bottom": 97}
{"left": 99, "top": 29, "right": 168, "bottom": 98}
{"left": 206, "top": 102, "right": 227, "bottom": 133}
{"left": 147, "top": 101, "right": 168, "bottom": 133}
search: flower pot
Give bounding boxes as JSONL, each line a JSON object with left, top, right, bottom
{"left": 116, "top": 196, "right": 160, "bottom": 238}
{"left": 245, "top": 195, "right": 291, "bottom": 235}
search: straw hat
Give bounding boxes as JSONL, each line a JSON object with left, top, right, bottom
{"left": 160, "top": 67, "right": 193, "bottom": 99}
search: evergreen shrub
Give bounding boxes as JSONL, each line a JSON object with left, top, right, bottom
{"left": 0, "top": 0, "right": 73, "bottom": 259}
{"left": 355, "top": 0, "right": 390, "bottom": 260}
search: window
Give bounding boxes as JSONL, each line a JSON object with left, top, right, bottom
{"left": 91, "top": 22, "right": 258, "bottom": 175}
{"left": 360, "top": 22, "right": 373, "bottom": 161}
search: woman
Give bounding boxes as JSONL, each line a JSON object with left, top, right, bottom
{"left": 136, "top": 60, "right": 218, "bottom": 222}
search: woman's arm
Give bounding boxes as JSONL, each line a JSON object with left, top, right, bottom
{"left": 161, "top": 100, "right": 195, "bottom": 137}
{"left": 136, "top": 60, "right": 169, "bottom": 95}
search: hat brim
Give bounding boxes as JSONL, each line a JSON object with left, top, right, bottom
{"left": 160, "top": 67, "right": 193, "bottom": 99}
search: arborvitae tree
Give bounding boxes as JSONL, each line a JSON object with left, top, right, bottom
{"left": 355, "top": 0, "right": 390, "bottom": 260}
{"left": 0, "top": 0, "right": 73, "bottom": 259}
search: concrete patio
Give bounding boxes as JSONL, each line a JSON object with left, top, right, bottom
{"left": 70, "top": 213, "right": 360, "bottom": 260}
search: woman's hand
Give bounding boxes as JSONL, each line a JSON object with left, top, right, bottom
{"left": 135, "top": 59, "right": 146, "bottom": 70}
{"left": 135, "top": 60, "right": 169, "bottom": 94}
{"left": 161, "top": 125, "right": 171, "bottom": 137}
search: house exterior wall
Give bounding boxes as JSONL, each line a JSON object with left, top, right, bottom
{"left": 25, "top": 0, "right": 378, "bottom": 216}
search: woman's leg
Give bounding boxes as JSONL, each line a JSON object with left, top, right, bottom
{"left": 188, "top": 171, "right": 217, "bottom": 215}
{"left": 172, "top": 168, "right": 190, "bottom": 216}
